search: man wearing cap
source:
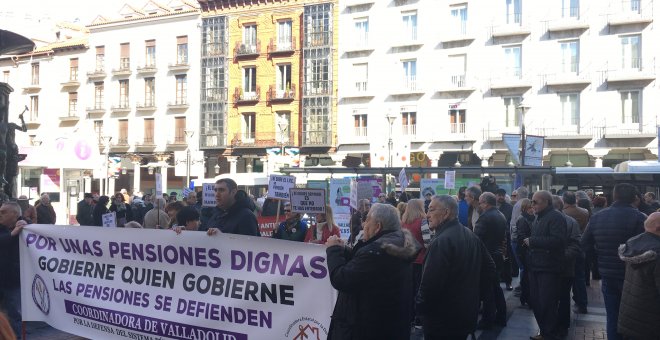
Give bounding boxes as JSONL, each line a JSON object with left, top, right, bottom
{"left": 17, "top": 195, "right": 36, "bottom": 223}
{"left": 76, "top": 193, "right": 94, "bottom": 226}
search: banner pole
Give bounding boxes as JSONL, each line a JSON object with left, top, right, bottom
{"left": 275, "top": 200, "right": 281, "bottom": 226}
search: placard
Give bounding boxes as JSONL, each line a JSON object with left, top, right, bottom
{"left": 155, "top": 173, "right": 163, "bottom": 197}
{"left": 444, "top": 170, "right": 456, "bottom": 190}
{"left": 330, "top": 178, "right": 351, "bottom": 215}
{"left": 101, "top": 212, "right": 116, "bottom": 228}
{"left": 202, "top": 183, "right": 216, "bottom": 207}
{"left": 420, "top": 179, "right": 442, "bottom": 198}
{"left": 349, "top": 179, "right": 358, "bottom": 209}
{"left": 267, "top": 175, "right": 296, "bottom": 200}
{"left": 289, "top": 188, "right": 326, "bottom": 214}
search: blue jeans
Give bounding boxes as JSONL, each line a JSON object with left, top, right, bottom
{"left": 572, "top": 252, "right": 588, "bottom": 308}
{"left": 0, "top": 287, "right": 21, "bottom": 338}
{"left": 601, "top": 278, "right": 623, "bottom": 340}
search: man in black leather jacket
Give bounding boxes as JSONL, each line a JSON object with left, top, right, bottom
{"left": 524, "top": 190, "right": 567, "bottom": 340}
{"left": 417, "top": 195, "right": 495, "bottom": 339}
{"left": 205, "top": 178, "right": 259, "bottom": 236}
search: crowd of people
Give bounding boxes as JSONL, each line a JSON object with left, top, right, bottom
{"left": 1, "top": 177, "right": 660, "bottom": 340}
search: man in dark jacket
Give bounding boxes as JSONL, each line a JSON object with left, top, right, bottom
{"left": 35, "top": 193, "right": 56, "bottom": 224}
{"left": 581, "top": 183, "right": 646, "bottom": 340}
{"left": 417, "top": 195, "right": 496, "bottom": 339}
{"left": 205, "top": 179, "right": 259, "bottom": 236}
{"left": 0, "top": 201, "right": 28, "bottom": 338}
{"left": 524, "top": 190, "right": 567, "bottom": 340}
{"left": 561, "top": 191, "right": 589, "bottom": 314}
{"left": 474, "top": 192, "right": 508, "bottom": 329}
{"left": 325, "top": 203, "right": 419, "bottom": 340}
{"left": 76, "top": 193, "right": 94, "bottom": 226}
{"left": 617, "top": 212, "right": 660, "bottom": 339}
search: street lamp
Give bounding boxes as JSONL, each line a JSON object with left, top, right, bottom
{"left": 386, "top": 111, "right": 397, "bottom": 167}
{"left": 184, "top": 130, "right": 194, "bottom": 188}
{"left": 565, "top": 148, "right": 573, "bottom": 167}
{"left": 517, "top": 100, "right": 531, "bottom": 166}
{"left": 214, "top": 163, "right": 220, "bottom": 175}
{"left": 101, "top": 135, "right": 112, "bottom": 196}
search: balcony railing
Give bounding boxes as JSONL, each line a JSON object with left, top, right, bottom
{"left": 200, "top": 133, "right": 226, "bottom": 148}
{"left": 167, "top": 99, "right": 189, "bottom": 109}
{"left": 86, "top": 105, "right": 105, "bottom": 114}
{"left": 450, "top": 123, "right": 466, "bottom": 134}
{"left": 451, "top": 74, "right": 466, "bottom": 87}
{"left": 111, "top": 60, "right": 131, "bottom": 76}
{"left": 59, "top": 112, "right": 79, "bottom": 121}
{"left": 305, "top": 32, "right": 331, "bottom": 47}
{"left": 86, "top": 68, "right": 106, "bottom": 79}
{"left": 355, "top": 81, "right": 368, "bottom": 92}
{"left": 168, "top": 62, "right": 190, "bottom": 72}
{"left": 111, "top": 103, "right": 131, "bottom": 113}
{"left": 608, "top": 0, "right": 652, "bottom": 25}
{"left": 233, "top": 86, "right": 260, "bottom": 103}
{"left": 136, "top": 101, "right": 156, "bottom": 111}
{"left": 392, "top": 76, "right": 422, "bottom": 94}
{"left": 203, "top": 88, "right": 228, "bottom": 102}
{"left": 491, "top": 14, "right": 531, "bottom": 38}
{"left": 605, "top": 58, "right": 656, "bottom": 83}
{"left": 267, "top": 85, "right": 296, "bottom": 102}
{"left": 113, "top": 137, "right": 129, "bottom": 146}
{"left": 303, "top": 81, "right": 333, "bottom": 96}
{"left": 204, "top": 43, "right": 227, "bottom": 57}
{"left": 234, "top": 41, "right": 261, "bottom": 58}
{"left": 354, "top": 127, "right": 367, "bottom": 137}
{"left": 137, "top": 136, "right": 155, "bottom": 146}
{"left": 231, "top": 131, "right": 296, "bottom": 147}
{"left": 268, "top": 38, "right": 295, "bottom": 54}
{"left": 302, "top": 130, "right": 332, "bottom": 146}
{"left": 402, "top": 124, "right": 417, "bottom": 136}
{"left": 604, "top": 122, "right": 657, "bottom": 136}
{"left": 137, "top": 64, "right": 157, "bottom": 74}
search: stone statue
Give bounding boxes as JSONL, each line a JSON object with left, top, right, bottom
{"left": 0, "top": 105, "right": 27, "bottom": 197}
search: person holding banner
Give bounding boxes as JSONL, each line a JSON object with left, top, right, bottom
{"left": 206, "top": 179, "right": 259, "bottom": 236}
{"left": 0, "top": 202, "right": 28, "bottom": 338}
{"left": 305, "top": 205, "right": 340, "bottom": 244}
{"left": 272, "top": 202, "right": 308, "bottom": 242}
{"left": 325, "top": 203, "right": 420, "bottom": 340}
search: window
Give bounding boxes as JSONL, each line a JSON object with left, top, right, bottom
{"left": 242, "top": 113, "right": 256, "bottom": 141}
{"left": 243, "top": 24, "right": 257, "bottom": 51}
{"left": 144, "top": 78, "right": 155, "bottom": 106}
{"left": 243, "top": 67, "right": 257, "bottom": 98}
{"left": 620, "top": 91, "right": 640, "bottom": 124}
{"left": 276, "top": 112, "right": 290, "bottom": 143}
{"left": 177, "top": 36, "right": 188, "bottom": 64}
{"left": 2, "top": 71, "right": 8, "bottom": 83}
{"left": 143, "top": 118, "right": 154, "bottom": 144}
{"left": 68, "top": 92, "right": 78, "bottom": 115}
{"left": 94, "top": 121, "right": 104, "bottom": 143}
{"left": 145, "top": 40, "right": 156, "bottom": 67}
{"left": 506, "top": 0, "right": 522, "bottom": 24}
{"left": 450, "top": 4, "right": 468, "bottom": 35}
{"left": 626, "top": 0, "right": 641, "bottom": 13}
{"left": 304, "top": 52, "right": 330, "bottom": 95}
{"left": 401, "top": 111, "right": 416, "bottom": 135}
{"left": 119, "top": 80, "right": 129, "bottom": 108}
{"left": 448, "top": 54, "right": 466, "bottom": 86}
{"left": 203, "top": 16, "right": 227, "bottom": 57}
{"left": 449, "top": 109, "right": 466, "bottom": 133}
{"left": 31, "top": 63, "right": 39, "bottom": 85}
{"left": 621, "top": 35, "right": 641, "bottom": 70}
{"left": 503, "top": 97, "right": 522, "bottom": 127}
{"left": 559, "top": 93, "right": 579, "bottom": 126}
{"left": 353, "top": 63, "right": 368, "bottom": 92}
{"left": 562, "top": 0, "right": 579, "bottom": 18}
{"left": 402, "top": 11, "right": 417, "bottom": 41}
{"left": 278, "top": 21, "right": 292, "bottom": 50}
{"left": 354, "top": 18, "right": 369, "bottom": 46}
{"left": 560, "top": 40, "right": 579, "bottom": 74}
{"left": 94, "top": 82, "right": 104, "bottom": 109}
{"left": 402, "top": 60, "right": 417, "bottom": 90}
{"left": 29, "top": 96, "right": 38, "bottom": 120}
{"left": 95, "top": 46, "right": 105, "bottom": 71}
{"left": 503, "top": 45, "right": 522, "bottom": 78}
{"left": 174, "top": 117, "right": 186, "bottom": 143}
{"left": 118, "top": 119, "right": 129, "bottom": 145}
{"left": 176, "top": 75, "right": 187, "bottom": 105}
{"left": 305, "top": 4, "right": 331, "bottom": 47}
{"left": 354, "top": 112, "right": 368, "bottom": 137}
{"left": 69, "top": 58, "right": 78, "bottom": 81}
{"left": 120, "top": 43, "right": 130, "bottom": 69}
{"left": 276, "top": 64, "right": 292, "bottom": 95}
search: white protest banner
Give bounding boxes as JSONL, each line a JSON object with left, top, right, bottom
{"left": 420, "top": 179, "right": 442, "bottom": 197}
{"left": 329, "top": 178, "right": 351, "bottom": 215}
{"left": 267, "top": 175, "right": 296, "bottom": 200}
{"left": 444, "top": 171, "right": 456, "bottom": 190}
{"left": 202, "top": 183, "right": 216, "bottom": 207}
{"left": 524, "top": 135, "right": 545, "bottom": 166}
{"left": 289, "top": 188, "right": 326, "bottom": 214}
{"left": 502, "top": 133, "right": 521, "bottom": 165}
{"left": 349, "top": 179, "right": 358, "bottom": 209}
{"left": 20, "top": 225, "right": 334, "bottom": 340}
{"left": 101, "top": 212, "right": 116, "bottom": 228}
{"left": 155, "top": 173, "right": 162, "bottom": 197}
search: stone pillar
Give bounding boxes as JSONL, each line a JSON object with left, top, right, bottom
{"left": 260, "top": 157, "right": 269, "bottom": 175}
{"left": 594, "top": 158, "right": 603, "bottom": 168}
{"left": 477, "top": 149, "right": 495, "bottom": 167}
{"left": 133, "top": 162, "right": 141, "bottom": 194}
{"left": 330, "top": 153, "right": 346, "bottom": 167}
{"left": 586, "top": 148, "right": 611, "bottom": 168}
{"left": 227, "top": 156, "right": 238, "bottom": 174}
{"left": 426, "top": 151, "right": 443, "bottom": 179}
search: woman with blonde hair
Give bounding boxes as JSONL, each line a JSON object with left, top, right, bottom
{"left": 305, "top": 205, "right": 341, "bottom": 244}
{"left": 397, "top": 202, "right": 408, "bottom": 219}
{"left": 401, "top": 198, "right": 428, "bottom": 327}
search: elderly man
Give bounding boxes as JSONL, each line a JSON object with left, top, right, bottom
{"left": 617, "top": 212, "right": 660, "bottom": 339}
{"left": 465, "top": 186, "right": 482, "bottom": 231}
{"left": 417, "top": 195, "right": 495, "bottom": 339}
{"left": 581, "top": 183, "right": 646, "bottom": 340}
{"left": 325, "top": 203, "right": 419, "bottom": 340}
{"left": 143, "top": 197, "right": 169, "bottom": 229}
{"left": 562, "top": 191, "right": 589, "bottom": 314}
{"left": 525, "top": 190, "right": 567, "bottom": 340}
{"left": 0, "top": 202, "right": 28, "bottom": 337}
{"left": 510, "top": 186, "right": 529, "bottom": 295}
{"left": 36, "top": 193, "right": 56, "bottom": 224}
{"left": 205, "top": 178, "right": 259, "bottom": 236}
{"left": 76, "top": 193, "right": 94, "bottom": 226}
{"left": 644, "top": 192, "right": 660, "bottom": 212}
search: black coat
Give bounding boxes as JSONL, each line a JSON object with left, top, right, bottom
{"left": 416, "top": 218, "right": 496, "bottom": 337}
{"left": 528, "top": 206, "right": 567, "bottom": 274}
{"left": 327, "top": 229, "right": 419, "bottom": 340}
{"left": 76, "top": 200, "right": 94, "bottom": 226}
{"left": 498, "top": 202, "right": 513, "bottom": 225}
{"left": 617, "top": 232, "right": 660, "bottom": 339}
{"left": 205, "top": 196, "right": 259, "bottom": 236}
{"left": 474, "top": 207, "right": 508, "bottom": 257}
{"left": 581, "top": 202, "right": 646, "bottom": 280}
{"left": 92, "top": 205, "right": 109, "bottom": 227}
{"left": 561, "top": 215, "right": 582, "bottom": 278}
{"left": 0, "top": 221, "right": 24, "bottom": 289}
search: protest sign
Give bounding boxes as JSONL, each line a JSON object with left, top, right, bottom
{"left": 20, "top": 225, "right": 334, "bottom": 340}
{"left": 202, "top": 183, "right": 216, "bottom": 207}
{"left": 420, "top": 179, "right": 442, "bottom": 198}
{"left": 289, "top": 189, "right": 326, "bottom": 214}
{"left": 329, "top": 178, "right": 351, "bottom": 215}
{"left": 349, "top": 179, "right": 358, "bottom": 209}
{"left": 267, "top": 175, "right": 296, "bottom": 200}
{"left": 444, "top": 170, "right": 456, "bottom": 190}
{"left": 155, "top": 173, "right": 162, "bottom": 197}
{"left": 101, "top": 212, "right": 116, "bottom": 228}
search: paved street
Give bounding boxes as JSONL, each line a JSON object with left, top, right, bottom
{"left": 24, "top": 277, "right": 606, "bottom": 340}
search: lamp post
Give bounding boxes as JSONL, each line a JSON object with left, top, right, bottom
{"left": 386, "top": 111, "right": 397, "bottom": 167}
{"left": 517, "top": 100, "right": 531, "bottom": 166}
{"left": 101, "top": 135, "right": 112, "bottom": 196}
{"left": 184, "top": 130, "right": 194, "bottom": 189}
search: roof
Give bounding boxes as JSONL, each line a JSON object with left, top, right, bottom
{"left": 87, "top": 0, "right": 199, "bottom": 27}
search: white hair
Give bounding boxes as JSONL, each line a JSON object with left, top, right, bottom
{"left": 368, "top": 203, "right": 401, "bottom": 232}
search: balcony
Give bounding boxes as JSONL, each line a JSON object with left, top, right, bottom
{"left": 59, "top": 112, "right": 80, "bottom": 122}
{"left": 491, "top": 14, "right": 531, "bottom": 40}
{"left": 489, "top": 68, "right": 533, "bottom": 94}
{"left": 135, "top": 136, "right": 156, "bottom": 149}
{"left": 234, "top": 41, "right": 260, "bottom": 59}
{"left": 167, "top": 134, "right": 187, "bottom": 147}
{"left": 86, "top": 105, "right": 106, "bottom": 118}
{"left": 604, "top": 122, "right": 657, "bottom": 138}
{"left": 267, "top": 85, "right": 296, "bottom": 103}
{"left": 111, "top": 137, "right": 130, "bottom": 150}
{"left": 167, "top": 99, "right": 189, "bottom": 110}
{"left": 200, "top": 132, "right": 226, "bottom": 149}
{"left": 303, "top": 81, "right": 333, "bottom": 96}
{"left": 302, "top": 131, "right": 332, "bottom": 147}
{"left": 111, "top": 61, "right": 131, "bottom": 77}
{"left": 432, "top": 123, "right": 476, "bottom": 142}
{"left": 440, "top": 24, "right": 475, "bottom": 43}
{"left": 204, "top": 43, "right": 227, "bottom": 57}
{"left": 203, "top": 88, "right": 228, "bottom": 102}
{"left": 544, "top": 65, "right": 592, "bottom": 90}
{"left": 345, "top": 0, "right": 375, "bottom": 7}
{"left": 305, "top": 32, "right": 331, "bottom": 48}
{"left": 60, "top": 78, "right": 80, "bottom": 88}
{"left": 546, "top": 8, "right": 589, "bottom": 35}
{"left": 136, "top": 101, "right": 157, "bottom": 112}
{"left": 607, "top": 0, "right": 653, "bottom": 26}
{"left": 392, "top": 29, "right": 422, "bottom": 48}
{"left": 233, "top": 86, "right": 260, "bottom": 104}
{"left": 110, "top": 103, "right": 131, "bottom": 114}
{"left": 344, "top": 36, "right": 373, "bottom": 53}
{"left": 391, "top": 76, "right": 424, "bottom": 96}
{"left": 482, "top": 125, "right": 521, "bottom": 141}
{"left": 342, "top": 81, "right": 374, "bottom": 98}
{"left": 25, "top": 114, "right": 40, "bottom": 129}
{"left": 527, "top": 121, "right": 598, "bottom": 140}
{"left": 86, "top": 68, "right": 106, "bottom": 79}
{"left": 604, "top": 58, "right": 656, "bottom": 86}
{"left": 231, "top": 131, "right": 296, "bottom": 148}
{"left": 168, "top": 62, "right": 190, "bottom": 73}
{"left": 22, "top": 83, "right": 41, "bottom": 92}
{"left": 136, "top": 64, "right": 157, "bottom": 75}
{"left": 267, "top": 38, "right": 295, "bottom": 55}
{"left": 436, "top": 74, "right": 476, "bottom": 93}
